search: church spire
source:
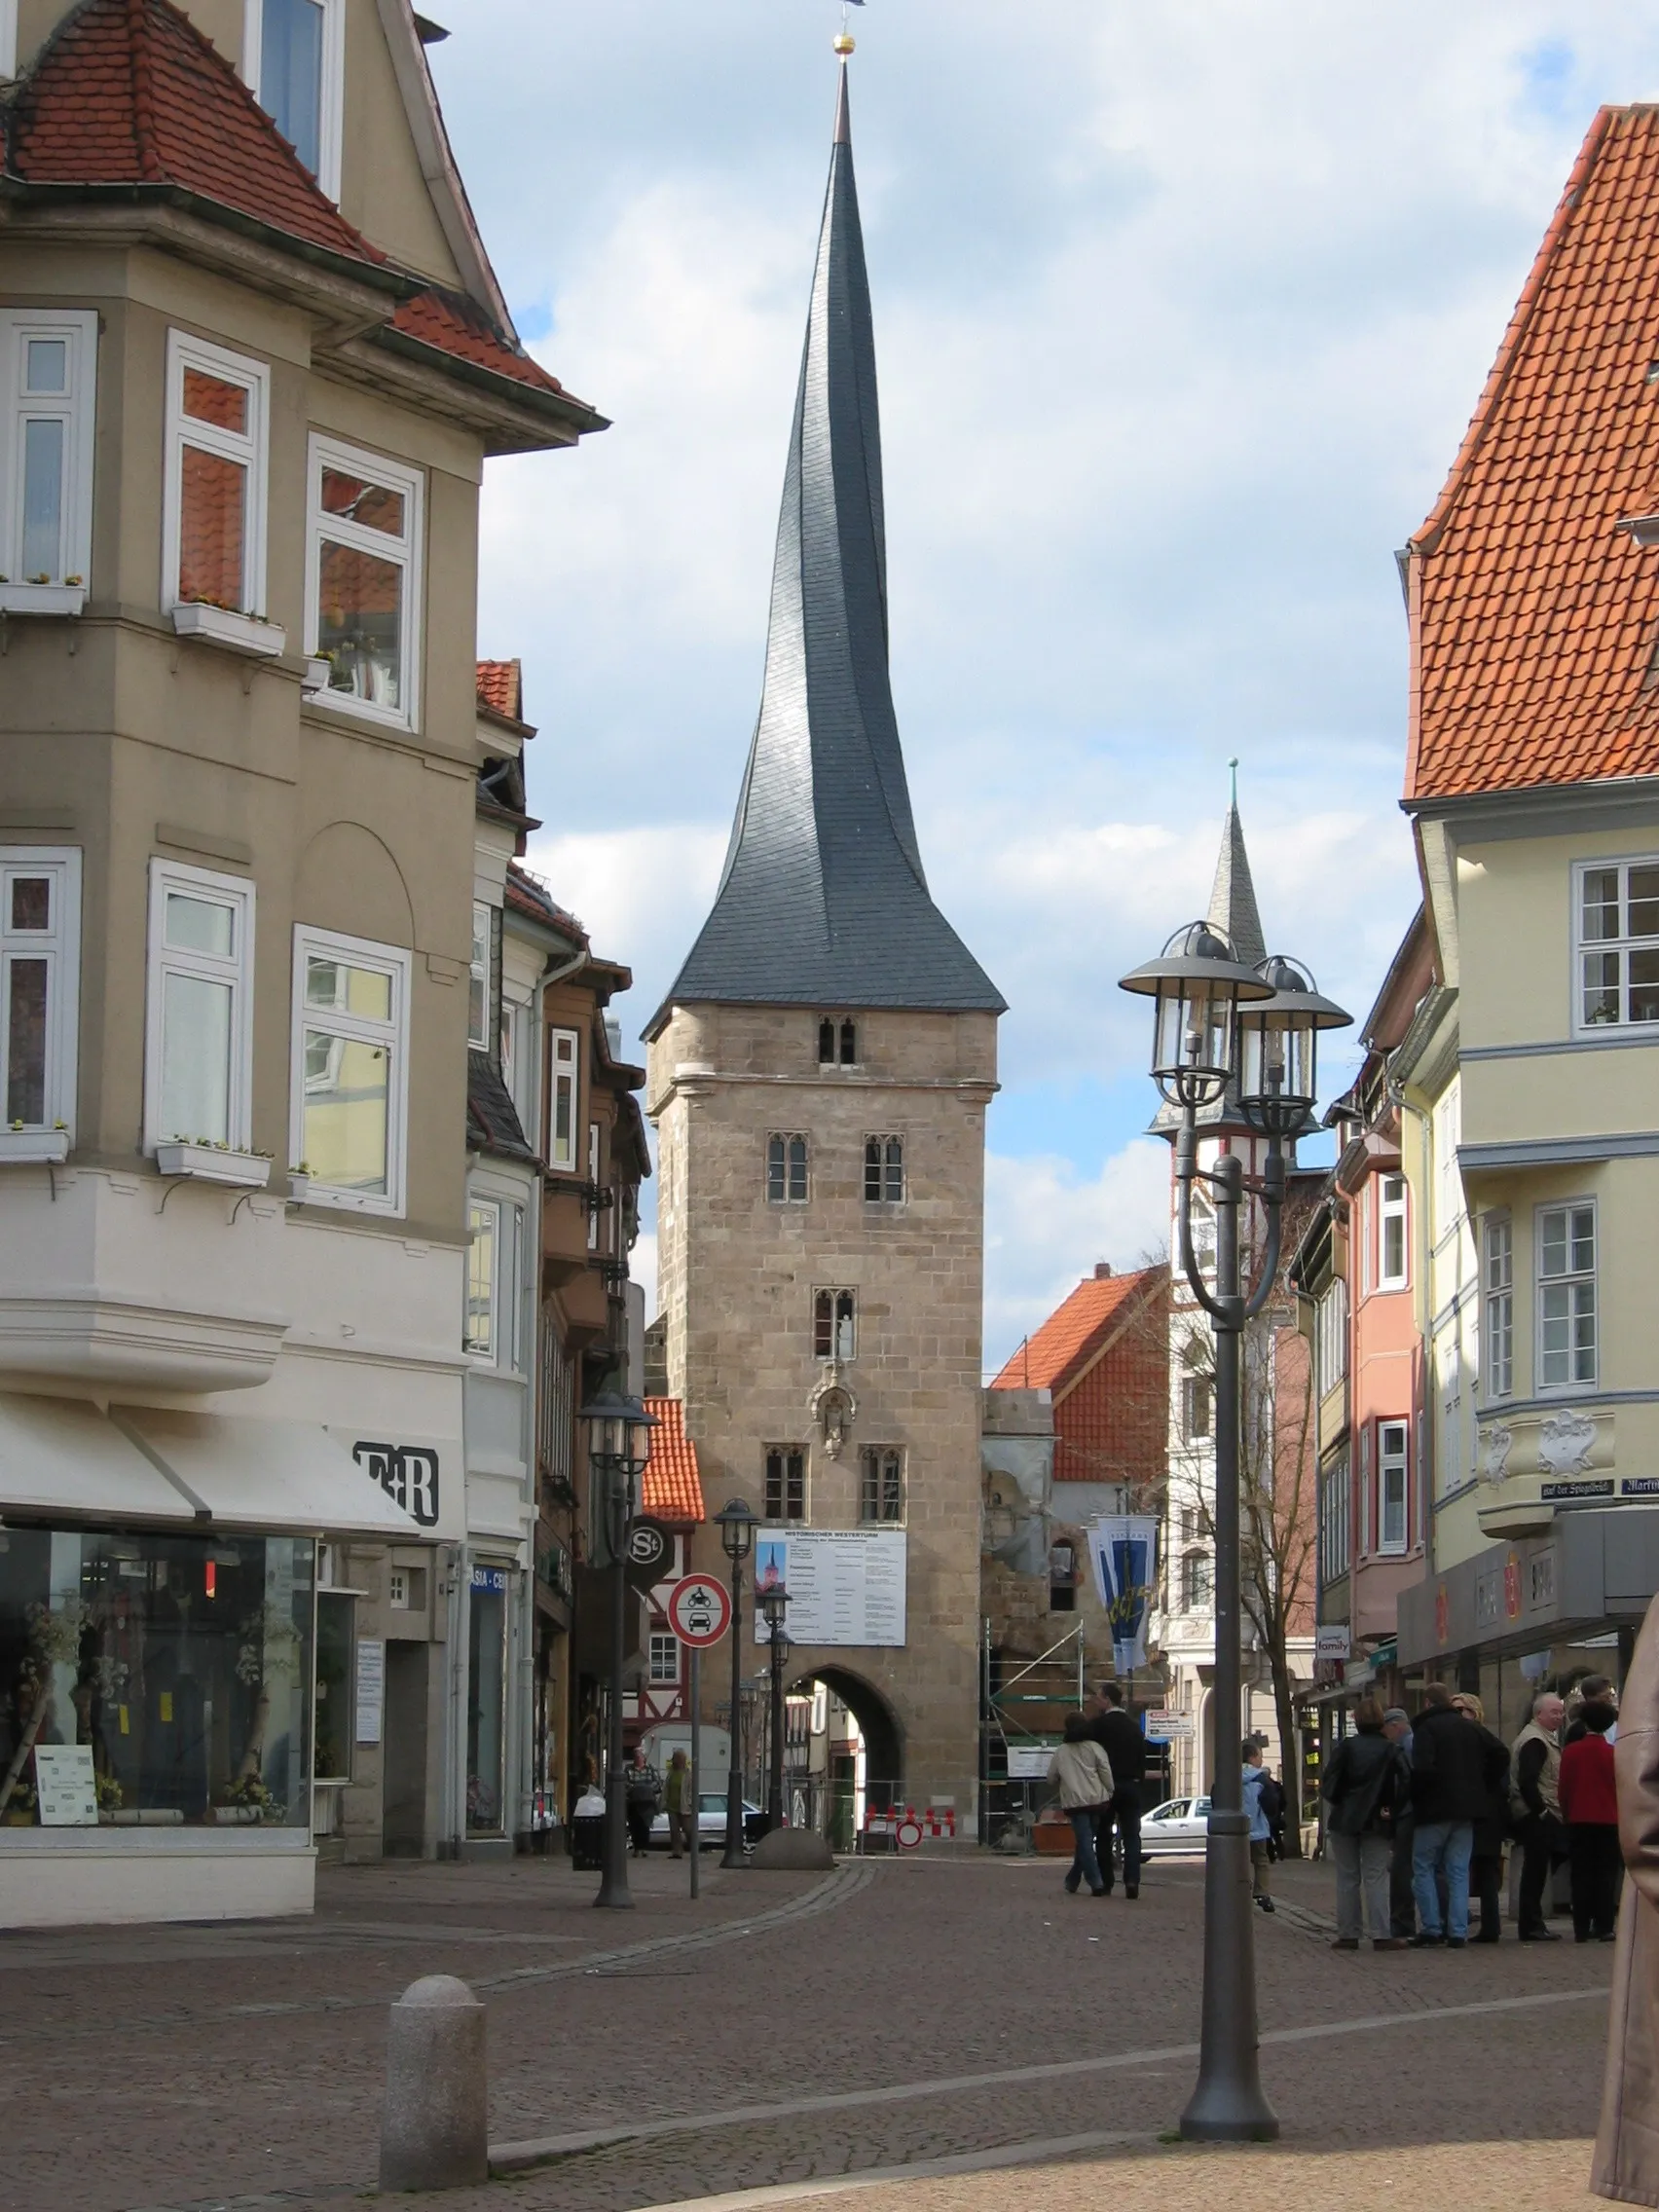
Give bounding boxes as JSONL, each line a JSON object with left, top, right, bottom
{"left": 1205, "top": 762, "right": 1266, "bottom": 969}
{"left": 649, "top": 59, "right": 1003, "bottom": 1033}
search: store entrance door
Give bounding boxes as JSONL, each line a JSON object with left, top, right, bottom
{"left": 383, "top": 1641, "right": 428, "bottom": 1857}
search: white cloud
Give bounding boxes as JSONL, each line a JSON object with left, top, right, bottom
{"left": 629, "top": 1232, "right": 659, "bottom": 1328}
{"left": 522, "top": 824, "right": 728, "bottom": 1024}
{"left": 984, "top": 1139, "right": 1171, "bottom": 1374}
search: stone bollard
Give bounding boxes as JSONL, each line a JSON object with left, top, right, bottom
{"left": 380, "top": 1974, "right": 488, "bottom": 2194}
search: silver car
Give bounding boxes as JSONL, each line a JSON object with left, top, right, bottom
{"left": 1138, "top": 1795, "right": 1211, "bottom": 1855}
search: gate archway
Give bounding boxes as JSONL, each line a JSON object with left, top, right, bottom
{"left": 787, "top": 1667, "right": 903, "bottom": 1850}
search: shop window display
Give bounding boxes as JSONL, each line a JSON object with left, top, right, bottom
{"left": 0, "top": 1529, "right": 313, "bottom": 1828}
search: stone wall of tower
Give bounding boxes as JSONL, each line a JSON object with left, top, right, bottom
{"left": 647, "top": 1001, "right": 999, "bottom": 1811}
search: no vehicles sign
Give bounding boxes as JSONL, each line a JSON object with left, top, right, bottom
{"left": 666, "top": 1574, "right": 731, "bottom": 1648}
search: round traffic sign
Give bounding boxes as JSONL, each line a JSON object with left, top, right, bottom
{"left": 665, "top": 1573, "right": 731, "bottom": 1648}
{"left": 895, "top": 1817, "right": 924, "bottom": 1851}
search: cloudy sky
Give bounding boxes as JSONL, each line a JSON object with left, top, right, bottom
{"left": 434, "top": 2, "right": 1659, "bottom": 1368}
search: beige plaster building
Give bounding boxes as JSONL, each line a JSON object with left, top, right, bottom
{"left": 646, "top": 64, "right": 1003, "bottom": 1819}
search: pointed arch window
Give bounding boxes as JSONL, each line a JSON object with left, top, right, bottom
{"left": 767, "top": 1132, "right": 809, "bottom": 1204}
{"left": 814, "top": 1288, "right": 856, "bottom": 1361}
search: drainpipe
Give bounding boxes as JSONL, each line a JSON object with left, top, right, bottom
{"left": 1389, "top": 1078, "right": 1436, "bottom": 1582}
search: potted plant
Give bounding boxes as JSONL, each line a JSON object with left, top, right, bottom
{"left": 0, "top": 1599, "right": 91, "bottom": 1818}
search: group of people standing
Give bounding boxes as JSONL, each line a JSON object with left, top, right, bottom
{"left": 1320, "top": 1677, "right": 1620, "bottom": 1948}
{"left": 1046, "top": 1682, "right": 1149, "bottom": 1897}
{"left": 623, "top": 1745, "right": 697, "bottom": 1859}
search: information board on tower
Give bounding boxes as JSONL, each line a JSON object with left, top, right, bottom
{"left": 753, "top": 1529, "right": 906, "bottom": 1647}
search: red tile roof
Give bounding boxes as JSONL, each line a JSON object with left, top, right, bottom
{"left": 505, "top": 861, "right": 586, "bottom": 940}
{"left": 990, "top": 1266, "right": 1163, "bottom": 1398}
{"left": 391, "top": 289, "right": 573, "bottom": 405}
{"left": 1407, "top": 106, "right": 1659, "bottom": 802}
{"left": 477, "top": 658, "right": 523, "bottom": 719}
{"left": 642, "top": 1398, "right": 705, "bottom": 1526}
{"left": 3, "top": 0, "right": 383, "bottom": 265}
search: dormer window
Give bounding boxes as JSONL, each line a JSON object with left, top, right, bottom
{"left": 242, "top": 0, "right": 346, "bottom": 202}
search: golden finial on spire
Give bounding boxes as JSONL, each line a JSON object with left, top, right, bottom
{"left": 833, "top": 31, "right": 855, "bottom": 55}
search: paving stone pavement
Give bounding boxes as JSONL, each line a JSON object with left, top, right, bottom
{"left": 0, "top": 1851, "right": 1614, "bottom": 2212}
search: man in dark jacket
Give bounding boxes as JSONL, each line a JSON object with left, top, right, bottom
{"left": 1382, "top": 1707, "right": 1417, "bottom": 1937}
{"left": 1084, "top": 1683, "right": 1148, "bottom": 1899}
{"left": 1410, "top": 1683, "right": 1510, "bottom": 1946}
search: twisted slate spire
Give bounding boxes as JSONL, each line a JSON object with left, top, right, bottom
{"left": 650, "top": 65, "right": 1003, "bottom": 1030}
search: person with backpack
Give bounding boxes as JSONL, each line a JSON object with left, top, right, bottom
{"left": 1322, "top": 1696, "right": 1409, "bottom": 1951}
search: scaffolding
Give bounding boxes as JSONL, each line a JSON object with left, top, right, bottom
{"left": 978, "top": 1618, "right": 1086, "bottom": 1849}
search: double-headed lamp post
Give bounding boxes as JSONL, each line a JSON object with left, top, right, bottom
{"left": 1119, "top": 922, "right": 1349, "bottom": 2143}
{"left": 759, "top": 1581, "right": 791, "bottom": 1831}
{"left": 715, "top": 1497, "right": 758, "bottom": 1868}
{"left": 578, "top": 1389, "right": 657, "bottom": 1911}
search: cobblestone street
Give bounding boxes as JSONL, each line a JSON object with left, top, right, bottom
{"left": 1, "top": 1850, "right": 1613, "bottom": 2212}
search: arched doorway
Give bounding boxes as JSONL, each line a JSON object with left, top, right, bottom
{"left": 786, "top": 1667, "right": 903, "bottom": 1850}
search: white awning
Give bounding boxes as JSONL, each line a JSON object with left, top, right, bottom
{"left": 112, "top": 1408, "right": 427, "bottom": 1540}
{"left": 0, "top": 1391, "right": 198, "bottom": 1524}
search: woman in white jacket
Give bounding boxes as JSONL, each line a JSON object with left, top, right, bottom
{"left": 1048, "top": 1710, "right": 1115, "bottom": 1897}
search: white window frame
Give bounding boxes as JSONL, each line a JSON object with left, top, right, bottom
{"left": 304, "top": 433, "right": 424, "bottom": 733}
{"left": 162, "top": 331, "right": 270, "bottom": 617}
{"left": 289, "top": 923, "right": 411, "bottom": 1216}
{"left": 240, "top": 0, "right": 346, "bottom": 202}
{"left": 468, "top": 902, "right": 492, "bottom": 1053}
{"left": 1377, "top": 1419, "right": 1409, "bottom": 1556}
{"left": 647, "top": 1632, "right": 679, "bottom": 1685}
{"left": 1377, "top": 1173, "right": 1409, "bottom": 1291}
{"left": 1320, "top": 1453, "right": 1350, "bottom": 1583}
{"left": 144, "top": 859, "right": 254, "bottom": 1156}
{"left": 1536, "top": 1198, "right": 1598, "bottom": 1392}
{"left": 1314, "top": 1278, "right": 1348, "bottom": 1399}
{"left": 0, "top": 309, "right": 97, "bottom": 591}
{"left": 547, "top": 1027, "right": 578, "bottom": 1170}
{"left": 1483, "top": 1213, "right": 1514, "bottom": 1401}
{"left": 1573, "top": 855, "right": 1659, "bottom": 1036}
{"left": 464, "top": 1196, "right": 500, "bottom": 1362}
{"left": 1, "top": 848, "right": 80, "bottom": 1135}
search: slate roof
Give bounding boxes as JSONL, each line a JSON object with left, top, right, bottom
{"left": 642, "top": 1398, "right": 705, "bottom": 1526}
{"left": 1406, "top": 104, "right": 1659, "bottom": 802}
{"left": 990, "top": 1267, "right": 1162, "bottom": 1399}
{"left": 465, "top": 1050, "right": 536, "bottom": 1163}
{"left": 649, "top": 66, "right": 1002, "bottom": 1033}
{"left": 505, "top": 861, "right": 586, "bottom": 942}
{"left": 0, "top": 0, "right": 594, "bottom": 424}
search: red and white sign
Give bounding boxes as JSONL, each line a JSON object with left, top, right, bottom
{"left": 895, "top": 1817, "right": 924, "bottom": 1850}
{"left": 665, "top": 1573, "right": 731, "bottom": 1648}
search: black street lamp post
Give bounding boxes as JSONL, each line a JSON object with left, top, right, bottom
{"left": 759, "top": 1582, "right": 790, "bottom": 1830}
{"left": 578, "top": 1390, "right": 657, "bottom": 1911}
{"left": 715, "top": 1497, "right": 758, "bottom": 1868}
{"left": 1120, "top": 925, "right": 1348, "bottom": 2142}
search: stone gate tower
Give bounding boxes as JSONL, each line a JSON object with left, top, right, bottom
{"left": 645, "top": 58, "right": 1004, "bottom": 1814}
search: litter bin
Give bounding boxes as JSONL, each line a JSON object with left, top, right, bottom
{"left": 571, "top": 1788, "right": 607, "bottom": 1871}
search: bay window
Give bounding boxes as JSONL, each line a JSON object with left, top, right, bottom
{"left": 144, "top": 861, "right": 254, "bottom": 1153}
{"left": 1483, "top": 1214, "right": 1514, "bottom": 1400}
{"left": 306, "top": 436, "right": 423, "bottom": 728}
{"left": 163, "top": 333, "right": 269, "bottom": 615}
{"left": 547, "top": 1027, "right": 578, "bottom": 1169}
{"left": 468, "top": 902, "right": 491, "bottom": 1051}
{"left": 1, "top": 849, "right": 79, "bottom": 1134}
{"left": 1378, "top": 1173, "right": 1408, "bottom": 1290}
{"left": 1377, "top": 1419, "right": 1409, "bottom": 1555}
{"left": 464, "top": 1198, "right": 499, "bottom": 1359}
{"left": 291, "top": 926, "right": 410, "bottom": 1213}
{"left": 0, "top": 309, "right": 96, "bottom": 593}
{"left": 1537, "top": 1201, "right": 1597, "bottom": 1389}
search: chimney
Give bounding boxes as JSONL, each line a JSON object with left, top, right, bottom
{"left": 1094, "top": 1262, "right": 1112, "bottom": 1279}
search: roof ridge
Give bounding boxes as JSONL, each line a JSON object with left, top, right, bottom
{"left": 128, "top": 0, "right": 162, "bottom": 180}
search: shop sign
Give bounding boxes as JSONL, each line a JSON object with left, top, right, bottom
{"left": 1541, "top": 1479, "right": 1613, "bottom": 1502}
{"left": 1313, "top": 1625, "right": 1351, "bottom": 1665}
{"left": 626, "top": 1518, "right": 674, "bottom": 1588}
{"left": 33, "top": 1744, "right": 97, "bottom": 1826}
{"left": 1144, "top": 1711, "right": 1195, "bottom": 1740}
{"left": 350, "top": 1440, "right": 442, "bottom": 1530}
{"left": 1623, "top": 1478, "right": 1659, "bottom": 1496}
{"left": 470, "top": 1565, "right": 509, "bottom": 1595}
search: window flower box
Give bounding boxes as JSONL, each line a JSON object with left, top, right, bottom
{"left": 155, "top": 1141, "right": 271, "bottom": 1189}
{"left": 170, "top": 603, "right": 287, "bottom": 658}
{"left": 0, "top": 1127, "right": 69, "bottom": 1163}
{"left": 286, "top": 1171, "right": 311, "bottom": 1203}
{"left": 300, "top": 657, "right": 332, "bottom": 696}
{"left": 0, "top": 582, "right": 86, "bottom": 617}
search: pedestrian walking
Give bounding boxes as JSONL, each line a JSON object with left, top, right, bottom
{"left": 1594, "top": 1588, "right": 1659, "bottom": 2201}
{"left": 1452, "top": 1691, "right": 1511, "bottom": 1943}
{"left": 1511, "top": 1691, "right": 1567, "bottom": 1942}
{"left": 1321, "top": 1695, "right": 1409, "bottom": 1951}
{"left": 1561, "top": 1698, "right": 1622, "bottom": 1943}
{"left": 1244, "top": 1741, "right": 1274, "bottom": 1913}
{"left": 1409, "top": 1683, "right": 1507, "bottom": 1946}
{"left": 1382, "top": 1706, "right": 1418, "bottom": 1938}
{"left": 664, "top": 1748, "right": 695, "bottom": 1859}
{"left": 1047, "top": 1711, "right": 1114, "bottom": 1898}
{"left": 1084, "top": 1681, "right": 1147, "bottom": 1899}
{"left": 1259, "top": 1765, "right": 1287, "bottom": 1861}
{"left": 625, "top": 1747, "right": 662, "bottom": 1859}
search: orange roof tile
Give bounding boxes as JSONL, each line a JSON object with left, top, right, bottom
{"left": 3, "top": 0, "right": 383, "bottom": 265}
{"left": 642, "top": 1398, "right": 705, "bottom": 1526}
{"left": 990, "top": 1266, "right": 1163, "bottom": 1398}
{"left": 390, "top": 289, "right": 577, "bottom": 407}
{"left": 1407, "top": 106, "right": 1659, "bottom": 802}
{"left": 477, "top": 658, "right": 523, "bottom": 719}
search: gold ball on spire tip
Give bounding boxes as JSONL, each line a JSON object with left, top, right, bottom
{"left": 833, "top": 32, "right": 855, "bottom": 55}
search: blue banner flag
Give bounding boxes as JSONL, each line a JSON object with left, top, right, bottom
{"left": 1087, "top": 1516, "right": 1159, "bottom": 1674}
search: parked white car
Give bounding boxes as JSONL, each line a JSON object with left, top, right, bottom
{"left": 1138, "top": 1795, "right": 1212, "bottom": 1854}
{"left": 648, "top": 1791, "right": 766, "bottom": 1850}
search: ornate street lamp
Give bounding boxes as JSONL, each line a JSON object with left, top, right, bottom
{"left": 758, "top": 1580, "right": 791, "bottom": 1832}
{"left": 1120, "top": 926, "right": 1348, "bottom": 2142}
{"left": 578, "top": 1390, "right": 657, "bottom": 1910}
{"left": 715, "top": 1496, "right": 758, "bottom": 1868}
